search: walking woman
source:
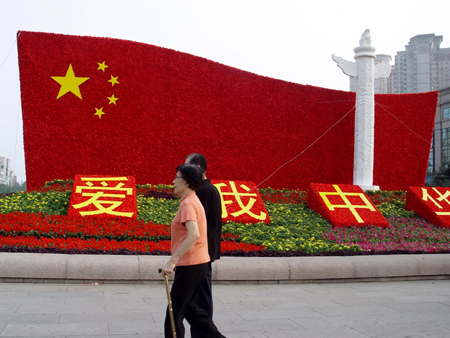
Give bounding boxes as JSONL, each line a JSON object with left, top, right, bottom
{"left": 161, "top": 163, "right": 226, "bottom": 338}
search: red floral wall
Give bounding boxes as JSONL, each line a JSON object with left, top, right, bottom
{"left": 17, "top": 31, "right": 438, "bottom": 191}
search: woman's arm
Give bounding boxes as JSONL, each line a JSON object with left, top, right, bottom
{"left": 161, "top": 220, "right": 200, "bottom": 275}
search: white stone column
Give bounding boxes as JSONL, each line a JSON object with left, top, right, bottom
{"left": 332, "top": 29, "right": 391, "bottom": 191}
{"left": 353, "top": 43, "right": 377, "bottom": 190}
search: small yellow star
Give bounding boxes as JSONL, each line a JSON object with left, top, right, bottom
{"left": 51, "top": 64, "right": 89, "bottom": 99}
{"left": 107, "top": 94, "right": 119, "bottom": 105}
{"left": 108, "top": 75, "right": 119, "bottom": 86}
{"left": 94, "top": 107, "right": 105, "bottom": 119}
{"left": 97, "top": 61, "right": 108, "bottom": 72}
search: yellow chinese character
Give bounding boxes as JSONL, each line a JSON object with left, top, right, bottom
{"left": 422, "top": 187, "right": 450, "bottom": 216}
{"left": 319, "top": 185, "right": 375, "bottom": 223}
{"left": 214, "top": 181, "right": 267, "bottom": 221}
{"left": 72, "top": 177, "right": 134, "bottom": 217}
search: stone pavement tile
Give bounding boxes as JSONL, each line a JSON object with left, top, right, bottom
{"left": 264, "top": 326, "right": 372, "bottom": 338}
{"left": 0, "top": 284, "right": 68, "bottom": 292}
{"left": 0, "top": 305, "right": 19, "bottom": 314}
{"left": 0, "top": 292, "right": 29, "bottom": 300}
{"left": 387, "top": 294, "right": 450, "bottom": 304}
{"left": 59, "top": 312, "right": 154, "bottom": 324}
{"left": 67, "top": 336, "right": 161, "bottom": 338}
{"left": 215, "top": 294, "right": 294, "bottom": 304}
{"left": 234, "top": 308, "right": 325, "bottom": 321}
{"left": 0, "top": 323, "right": 108, "bottom": 337}
{"left": 213, "top": 300, "right": 271, "bottom": 312}
{"left": 349, "top": 321, "right": 450, "bottom": 338}
{"left": 222, "top": 332, "right": 268, "bottom": 338}
{"left": 383, "top": 301, "right": 450, "bottom": 314}
{"left": 312, "top": 304, "right": 401, "bottom": 318}
{"left": 239, "top": 284, "right": 312, "bottom": 298}
{"left": 26, "top": 290, "right": 104, "bottom": 298}
{"left": 0, "top": 314, "right": 60, "bottom": 325}
{"left": 65, "top": 297, "right": 147, "bottom": 307}
{"left": 0, "top": 297, "right": 66, "bottom": 306}
{"left": 218, "top": 318, "right": 302, "bottom": 335}
{"left": 105, "top": 302, "right": 164, "bottom": 313}
{"left": 326, "top": 295, "right": 403, "bottom": 308}
{"left": 291, "top": 314, "right": 388, "bottom": 330}
{"left": 16, "top": 302, "right": 106, "bottom": 314}
{"left": 373, "top": 310, "right": 448, "bottom": 324}
{"left": 209, "top": 310, "right": 246, "bottom": 322}
{"left": 108, "top": 321, "right": 163, "bottom": 336}
{"left": 142, "top": 298, "right": 172, "bottom": 312}
{"left": 261, "top": 297, "right": 344, "bottom": 309}
{"left": 434, "top": 319, "right": 450, "bottom": 330}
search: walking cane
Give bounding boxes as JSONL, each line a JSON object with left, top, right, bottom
{"left": 159, "top": 268, "right": 176, "bottom": 338}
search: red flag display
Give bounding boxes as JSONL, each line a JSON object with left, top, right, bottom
{"left": 68, "top": 175, "right": 137, "bottom": 220}
{"left": 211, "top": 180, "right": 270, "bottom": 224}
{"left": 406, "top": 187, "right": 450, "bottom": 228}
{"left": 17, "top": 31, "right": 438, "bottom": 191}
{"left": 307, "top": 183, "right": 389, "bottom": 227}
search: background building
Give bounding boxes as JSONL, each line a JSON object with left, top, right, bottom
{"left": 394, "top": 34, "right": 450, "bottom": 93}
{"left": 0, "top": 157, "right": 17, "bottom": 187}
{"left": 429, "top": 86, "right": 450, "bottom": 173}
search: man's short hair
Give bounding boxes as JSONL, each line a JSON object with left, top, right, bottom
{"left": 186, "top": 153, "right": 207, "bottom": 172}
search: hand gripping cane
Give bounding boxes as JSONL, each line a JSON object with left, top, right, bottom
{"left": 159, "top": 268, "right": 176, "bottom": 338}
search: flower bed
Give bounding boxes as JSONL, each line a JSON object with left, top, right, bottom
{"left": 0, "top": 180, "right": 449, "bottom": 256}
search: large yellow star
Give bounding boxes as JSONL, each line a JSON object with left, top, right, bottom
{"left": 94, "top": 107, "right": 105, "bottom": 119}
{"left": 107, "top": 94, "right": 119, "bottom": 105}
{"left": 51, "top": 64, "right": 89, "bottom": 99}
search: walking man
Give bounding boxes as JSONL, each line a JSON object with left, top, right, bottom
{"left": 185, "top": 153, "right": 222, "bottom": 338}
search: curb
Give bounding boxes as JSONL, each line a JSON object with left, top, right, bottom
{"left": 1, "top": 253, "right": 450, "bottom": 284}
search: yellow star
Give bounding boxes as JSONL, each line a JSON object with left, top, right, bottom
{"left": 51, "top": 64, "right": 89, "bottom": 99}
{"left": 94, "top": 107, "right": 105, "bottom": 119}
{"left": 108, "top": 75, "right": 119, "bottom": 86}
{"left": 107, "top": 94, "right": 119, "bottom": 105}
{"left": 97, "top": 61, "right": 108, "bottom": 72}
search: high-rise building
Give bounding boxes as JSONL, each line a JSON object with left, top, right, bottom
{"left": 394, "top": 34, "right": 450, "bottom": 93}
{"left": 0, "top": 157, "right": 17, "bottom": 187}
{"left": 429, "top": 86, "right": 450, "bottom": 173}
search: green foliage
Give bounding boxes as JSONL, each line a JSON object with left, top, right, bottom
{"left": 0, "top": 190, "right": 71, "bottom": 215}
{"left": 136, "top": 195, "right": 178, "bottom": 224}
{"left": 222, "top": 202, "right": 361, "bottom": 253}
{"left": 0, "top": 181, "right": 26, "bottom": 194}
{"left": 377, "top": 200, "right": 415, "bottom": 218}
{"left": 429, "top": 166, "right": 450, "bottom": 187}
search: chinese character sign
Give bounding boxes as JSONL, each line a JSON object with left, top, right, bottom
{"left": 68, "top": 175, "right": 137, "bottom": 219}
{"left": 307, "top": 183, "right": 389, "bottom": 227}
{"left": 211, "top": 180, "right": 270, "bottom": 224}
{"left": 406, "top": 187, "right": 450, "bottom": 228}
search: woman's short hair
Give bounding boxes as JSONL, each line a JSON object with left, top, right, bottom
{"left": 176, "top": 163, "right": 203, "bottom": 191}
{"left": 186, "top": 153, "right": 207, "bottom": 172}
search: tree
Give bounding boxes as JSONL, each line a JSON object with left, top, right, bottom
{"left": 430, "top": 165, "right": 450, "bottom": 187}
{"left": 0, "top": 181, "right": 26, "bottom": 195}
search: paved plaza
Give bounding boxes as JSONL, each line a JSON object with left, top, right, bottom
{"left": 0, "top": 279, "right": 450, "bottom": 338}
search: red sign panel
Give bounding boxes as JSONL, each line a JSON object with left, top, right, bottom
{"left": 406, "top": 187, "right": 450, "bottom": 228}
{"left": 68, "top": 175, "right": 137, "bottom": 219}
{"left": 211, "top": 180, "right": 270, "bottom": 224}
{"left": 307, "top": 183, "right": 388, "bottom": 227}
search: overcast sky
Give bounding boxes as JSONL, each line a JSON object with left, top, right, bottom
{"left": 1, "top": 0, "right": 449, "bottom": 183}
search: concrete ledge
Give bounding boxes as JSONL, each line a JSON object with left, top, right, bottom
{"left": 0, "top": 253, "right": 449, "bottom": 283}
